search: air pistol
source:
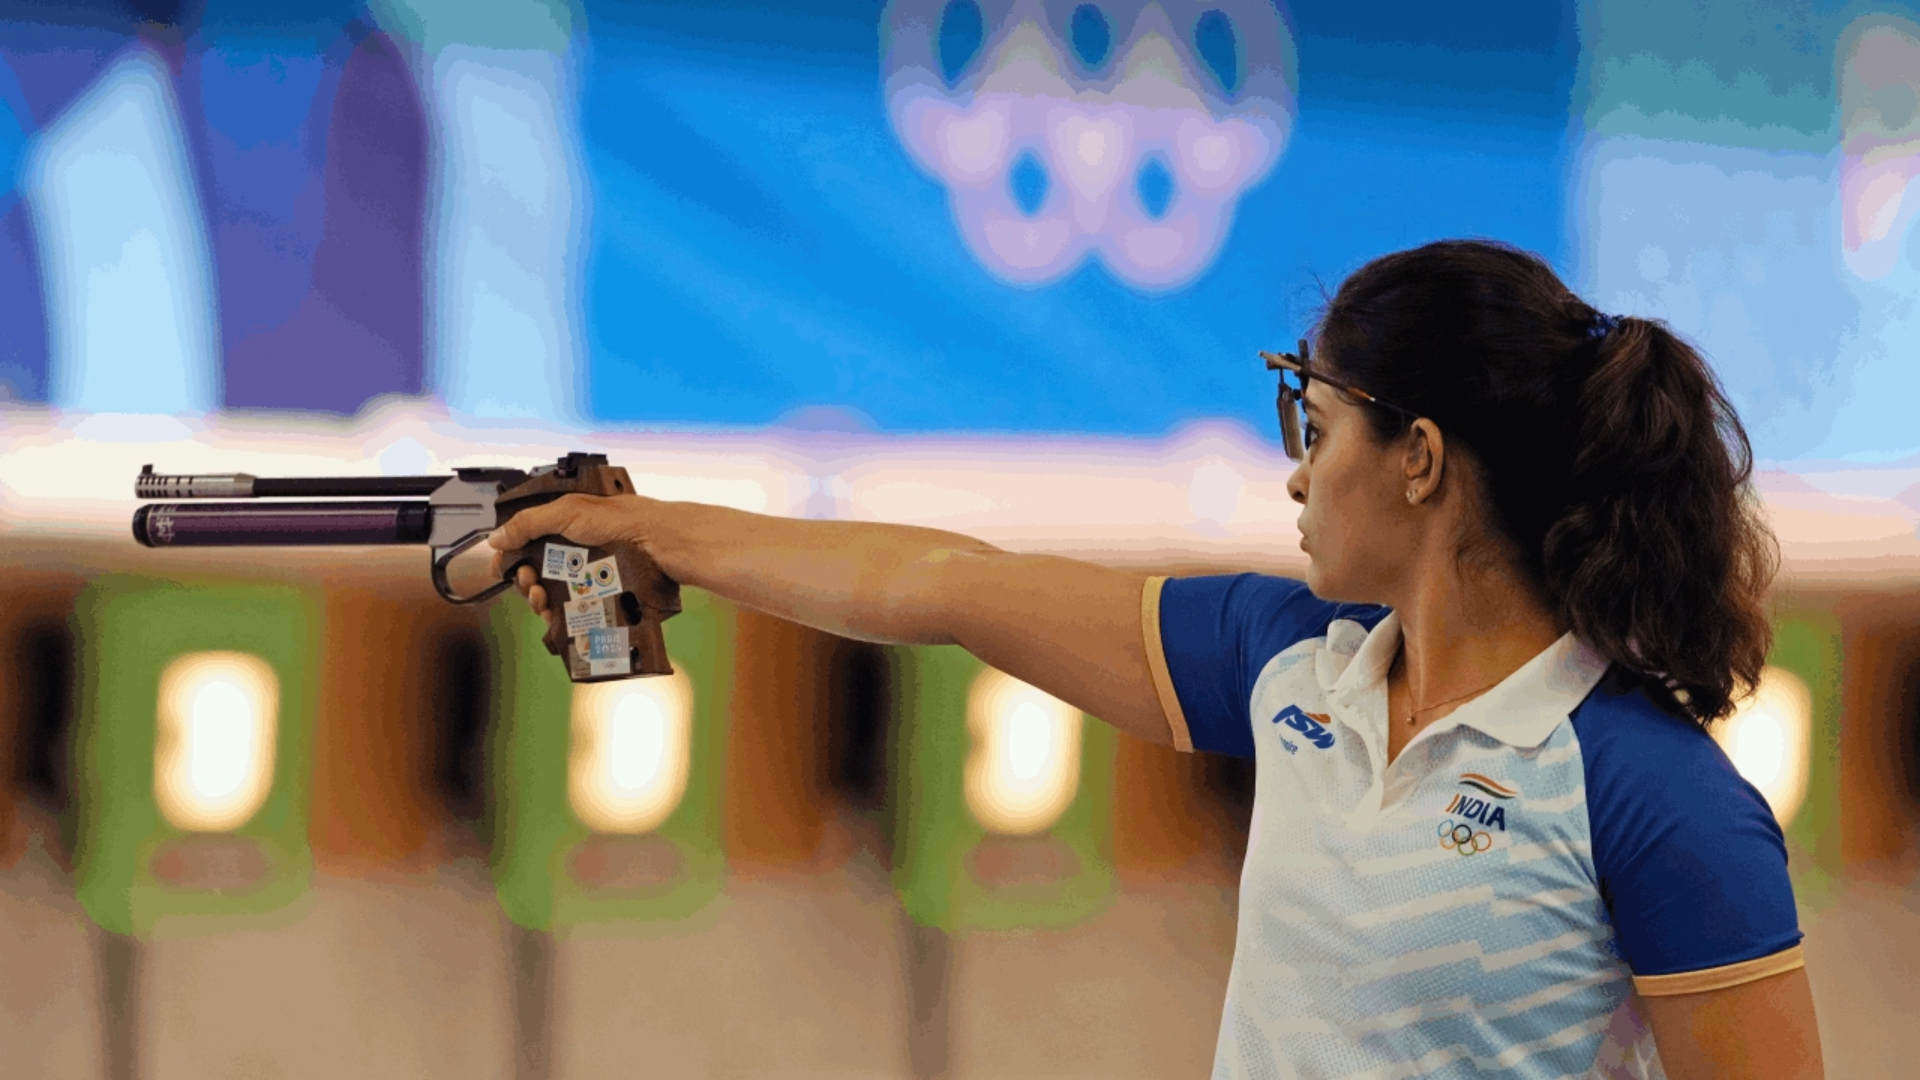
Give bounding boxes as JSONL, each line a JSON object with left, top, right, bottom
{"left": 131, "top": 452, "right": 679, "bottom": 682}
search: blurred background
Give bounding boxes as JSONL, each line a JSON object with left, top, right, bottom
{"left": 1, "top": 1, "right": 1917, "bottom": 1077}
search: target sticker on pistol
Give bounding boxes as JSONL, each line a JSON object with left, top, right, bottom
{"left": 569, "top": 557, "right": 623, "bottom": 600}
{"left": 543, "top": 543, "right": 589, "bottom": 582}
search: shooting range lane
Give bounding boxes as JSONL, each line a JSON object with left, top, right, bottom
{"left": 0, "top": 515, "right": 1275, "bottom": 1076}
{"left": 0, "top": 569, "right": 100, "bottom": 1080}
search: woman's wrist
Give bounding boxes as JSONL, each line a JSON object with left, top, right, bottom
{"left": 625, "top": 496, "right": 765, "bottom": 594}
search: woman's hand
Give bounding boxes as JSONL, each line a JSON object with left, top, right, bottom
{"left": 487, "top": 492, "right": 657, "bottom": 615}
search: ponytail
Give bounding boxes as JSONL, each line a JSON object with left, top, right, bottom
{"left": 1316, "top": 240, "right": 1778, "bottom": 727}
{"left": 1543, "top": 318, "right": 1777, "bottom": 724}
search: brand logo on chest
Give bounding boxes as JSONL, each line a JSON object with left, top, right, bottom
{"left": 1270, "top": 705, "right": 1335, "bottom": 750}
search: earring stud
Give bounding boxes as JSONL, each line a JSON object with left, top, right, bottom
{"left": 1406, "top": 490, "right": 1416, "bottom": 503}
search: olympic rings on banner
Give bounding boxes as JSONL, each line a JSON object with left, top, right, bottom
{"left": 1436, "top": 818, "right": 1493, "bottom": 855}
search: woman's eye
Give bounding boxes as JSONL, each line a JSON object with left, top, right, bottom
{"left": 1303, "top": 421, "right": 1321, "bottom": 449}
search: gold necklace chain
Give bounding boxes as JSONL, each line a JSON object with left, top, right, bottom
{"left": 1394, "top": 655, "right": 1507, "bottom": 726}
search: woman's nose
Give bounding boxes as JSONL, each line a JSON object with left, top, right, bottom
{"left": 1286, "top": 464, "right": 1308, "bottom": 505}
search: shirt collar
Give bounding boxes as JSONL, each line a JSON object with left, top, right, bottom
{"left": 1327, "top": 609, "right": 1402, "bottom": 699}
{"left": 1328, "top": 612, "right": 1611, "bottom": 749}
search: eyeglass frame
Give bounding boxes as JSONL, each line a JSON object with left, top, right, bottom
{"left": 1258, "top": 338, "right": 1421, "bottom": 462}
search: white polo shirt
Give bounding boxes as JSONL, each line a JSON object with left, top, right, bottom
{"left": 1142, "top": 574, "right": 1803, "bottom": 1080}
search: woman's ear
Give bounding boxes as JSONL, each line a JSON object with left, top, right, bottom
{"left": 1403, "top": 419, "right": 1444, "bottom": 504}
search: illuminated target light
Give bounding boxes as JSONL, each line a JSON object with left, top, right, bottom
{"left": 964, "top": 669, "right": 1083, "bottom": 835}
{"left": 568, "top": 673, "right": 694, "bottom": 834}
{"left": 155, "top": 652, "right": 280, "bottom": 832}
{"left": 1714, "top": 666, "right": 1813, "bottom": 827}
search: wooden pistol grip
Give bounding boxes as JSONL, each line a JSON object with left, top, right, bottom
{"left": 497, "top": 535, "right": 681, "bottom": 682}
{"left": 492, "top": 462, "right": 682, "bottom": 681}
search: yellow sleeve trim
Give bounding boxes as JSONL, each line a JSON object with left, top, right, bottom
{"left": 1141, "top": 575, "right": 1193, "bottom": 753}
{"left": 1632, "top": 944, "right": 1805, "bottom": 997}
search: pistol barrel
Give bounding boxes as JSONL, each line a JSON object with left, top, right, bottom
{"left": 136, "top": 466, "right": 449, "bottom": 499}
{"left": 133, "top": 501, "right": 434, "bottom": 547}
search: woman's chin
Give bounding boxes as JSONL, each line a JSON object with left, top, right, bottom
{"left": 1303, "top": 560, "right": 1358, "bottom": 602}
{"left": 1302, "top": 560, "right": 1326, "bottom": 596}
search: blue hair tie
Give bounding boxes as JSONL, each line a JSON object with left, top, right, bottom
{"left": 1589, "top": 313, "right": 1622, "bottom": 340}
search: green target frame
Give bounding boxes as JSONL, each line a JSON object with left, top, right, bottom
{"left": 71, "top": 575, "right": 320, "bottom": 937}
{"left": 1764, "top": 608, "right": 1845, "bottom": 913}
{"left": 487, "top": 589, "right": 734, "bottom": 933}
{"left": 889, "top": 645, "right": 1117, "bottom": 933}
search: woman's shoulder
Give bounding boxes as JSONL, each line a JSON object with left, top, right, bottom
{"left": 1565, "top": 671, "right": 1801, "bottom": 979}
{"left": 1153, "top": 574, "right": 1389, "bottom": 758}
{"left": 1567, "top": 672, "right": 1748, "bottom": 787}
{"left": 1566, "top": 670, "right": 1787, "bottom": 883}
{"left": 1162, "top": 572, "right": 1389, "bottom": 649}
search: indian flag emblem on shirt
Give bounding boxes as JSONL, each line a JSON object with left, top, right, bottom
{"left": 1456, "top": 773, "right": 1518, "bottom": 800}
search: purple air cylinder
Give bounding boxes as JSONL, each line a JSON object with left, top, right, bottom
{"left": 132, "top": 501, "right": 433, "bottom": 546}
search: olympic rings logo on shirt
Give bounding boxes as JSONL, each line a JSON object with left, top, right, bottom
{"left": 1437, "top": 818, "right": 1493, "bottom": 855}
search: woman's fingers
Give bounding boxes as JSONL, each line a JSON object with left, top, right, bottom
{"left": 490, "top": 495, "right": 608, "bottom": 599}
{"left": 487, "top": 491, "right": 656, "bottom": 616}
{"left": 489, "top": 493, "right": 619, "bottom": 554}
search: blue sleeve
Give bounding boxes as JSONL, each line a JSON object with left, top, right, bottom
{"left": 1157, "top": 574, "right": 1381, "bottom": 758}
{"left": 1572, "top": 683, "right": 1803, "bottom": 976}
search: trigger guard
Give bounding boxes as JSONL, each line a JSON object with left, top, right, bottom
{"left": 431, "top": 531, "right": 517, "bottom": 604}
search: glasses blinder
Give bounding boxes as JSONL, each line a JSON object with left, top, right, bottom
{"left": 1277, "top": 380, "right": 1305, "bottom": 461}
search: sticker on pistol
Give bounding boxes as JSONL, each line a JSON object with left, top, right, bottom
{"left": 569, "top": 557, "right": 623, "bottom": 600}
{"left": 542, "top": 543, "right": 589, "bottom": 582}
{"left": 583, "top": 626, "right": 630, "bottom": 677}
{"left": 564, "top": 596, "right": 609, "bottom": 635}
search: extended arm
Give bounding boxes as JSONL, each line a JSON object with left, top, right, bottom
{"left": 1641, "top": 968, "right": 1824, "bottom": 1079}
{"left": 489, "top": 493, "right": 1177, "bottom": 745}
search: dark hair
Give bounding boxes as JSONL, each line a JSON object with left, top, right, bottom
{"left": 1314, "top": 239, "right": 1777, "bottom": 726}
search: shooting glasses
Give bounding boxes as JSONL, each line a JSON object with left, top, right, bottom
{"left": 1258, "top": 338, "right": 1420, "bottom": 462}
